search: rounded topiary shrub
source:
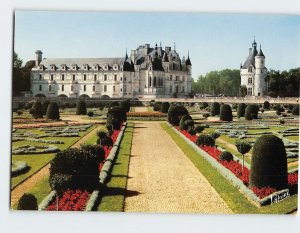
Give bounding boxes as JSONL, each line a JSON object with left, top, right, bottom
{"left": 167, "top": 105, "right": 188, "bottom": 126}
{"left": 46, "top": 102, "right": 60, "bottom": 120}
{"left": 161, "top": 102, "right": 170, "bottom": 113}
{"left": 263, "top": 101, "right": 270, "bottom": 110}
{"left": 244, "top": 104, "right": 259, "bottom": 120}
{"left": 237, "top": 103, "right": 246, "bottom": 118}
{"left": 196, "top": 134, "right": 215, "bottom": 147}
{"left": 120, "top": 100, "right": 131, "bottom": 112}
{"left": 219, "top": 151, "right": 233, "bottom": 162}
{"left": 153, "top": 102, "right": 162, "bottom": 111}
{"left": 107, "top": 106, "right": 127, "bottom": 123}
{"left": 210, "top": 102, "right": 220, "bottom": 116}
{"left": 76, "top": 100, "right": 87, "bottom": 115}
{"left": 220, "top": 104, "right": 232, "bottom": 121}
{"left": 195, "top": 125, "right": 205, "bottom": 133}
{"left": 42, "top": 100, "right": 50, "bottom": 115}
{"left": 179, "top": 114, "right": 193, "bottom": 130}
{"left": 17, "top": 193, "right": 38, "bottom": 210}
{"left": 292, "top": 105, "right": 299, "bottom": 115}
{"left": 200, "top": 102, "right": 208, "bottom": 109}
{"left": 250, "top": 135, "right": 288, "bottom": 190}
{"left": 49, "top": 173, "right": 73, "bottom": 194}
{"left": 31, "top": 101, "right": 43, "bottom": 118}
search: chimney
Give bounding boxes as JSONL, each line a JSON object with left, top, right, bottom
{"left": 35, "top": 50, "right": 43, "bottom": 66}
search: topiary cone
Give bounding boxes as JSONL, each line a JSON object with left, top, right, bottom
{"left": 250, "top": 135, "right": 288, "bottom": 190}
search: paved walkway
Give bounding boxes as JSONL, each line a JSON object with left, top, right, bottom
{"left": 10, "top": 125, "right": 103, "bottom": 207}
{"left": 133, "top": 107, "right": 149, "bottom": 112}
{"left": 124, "top": 122, "right": 232, "bottom": 214}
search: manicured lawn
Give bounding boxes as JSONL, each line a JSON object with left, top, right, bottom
{"left": 11, "top": 125, "right": 97, "bottom": 189}
{"left": 97, "top": 122, "right": 134, "bottom": 212}
{"left": 12, "top": 175, "right": 51, "bottom": 210}
{"left": 161, "top": 123, "right": 297, "bottom": 214}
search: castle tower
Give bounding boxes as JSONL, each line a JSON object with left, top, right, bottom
{"left": 185, "top": 51, "right": 192, "bottom": 74}
{"left": 254, "top": 45, "right": 267, "bottom": 96}
{"left": 35, "top": 50, "right": 43, "bottom": 66}
{"left": 240, "top": 39, "right": 268, "bottom": 97}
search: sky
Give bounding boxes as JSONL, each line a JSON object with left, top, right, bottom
{"left": 14, "top": 11, "right": 300, "bottom": 78}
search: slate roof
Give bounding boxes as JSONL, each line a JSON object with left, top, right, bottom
{"left": 241, "top": 46, "right": 258, "bottom": 69}
{"left": 38, "top": 57, "right": 125, "bottom": 70}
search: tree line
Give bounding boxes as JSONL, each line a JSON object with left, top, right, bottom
{"left": 192, "top": 68, "right": 300, "bottom": 97}
{"left": 192, "top": 69, "right": 241, "bottom": 96}
{"left": 13, "top": 52, "right": 35, "bottom": 96}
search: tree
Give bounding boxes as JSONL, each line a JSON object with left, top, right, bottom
{"left": 17, "top": 193, "right": 38, "bottom": 210}
{"left": 46, "top": 102, "right": 60, "bottom": 120}
{"left": 31, "top": 101, "right": 43, "bottom": 118}
{"left": 235, "top": 141, "right": 251, "bottom": 170}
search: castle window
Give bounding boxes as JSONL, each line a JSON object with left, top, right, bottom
{"left": 182, "top": 76, "right": 185, "bottom": 82}
{"left": 114, "top": 74, "right": 117, "bottom": 81}
{"left": 72, "top": 74, "right": 76, "bottom": 81}
{"left": 62, "top": 85, "right": 64, "bottom": 91}
{"left": 153, "top": 77, "right": 157, "bottom": 87}
{"left": 248, "top": 77, "right": 253, "bottom": 84}
{"left": 94, "top": 74, "right": 97, "bottom": 81}
{"left": 170, "top": 75, "right": 172, "bottom": 81}
{"left": 39, "top": 74, "right": 42, "bottom": 80}
{"left": 169, "top": 85, "right": 173, "bottom": 93}
{"left": 104, "top": 74, "right": 107, "bottom": 81}
{"left": 248, "top": 67, "right": 253, "bottom": 72}
{"left": 50, "top": 74, "right": 54, "bottom": 81}
{"left": 39, "top": 85, "right": 42, "bottom": 91}
{"left": 71, "top": 85, "right": 74, "bottom": 91}
{"left": 176, "top": 76, "right": 179, "bottom": 81}
{"left": 124, "top": 77, "right": 127, "bottom": 81}
{"left": 113, "top": 86, "right": 116, "bottom": 92}
{"left": 84, "top": 85, "right": 86, "bottom": 92}
{"left": 104, "top": 85, "right": 107, "bottom": 92}
{"left": 61, "top": 74, "right": 64, "bottom": 81}
{"left": 84, "top": 74, "right": 87, "bottom": 81}
{"left": 149, "top": 76, "right": 152, "bottom": 87}
{"left": 182, "top": 86, "right": 184, "bottom": 93}
{"left": 121, "top": 88, "right": 123, "bottom": 92}
{"left": 247, "top": 88, "right": 252, "bottom": 95}
{"left": 93, "top": 86, "right": 95, "bottom": 91}
{"left": 49, "top": 85, "right": 52, "bottom": 91}
{"left": 120, "top": 77, "right": 123, "bottom": 81}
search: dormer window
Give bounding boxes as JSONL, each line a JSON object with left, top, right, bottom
{"left": 113, "top": 64, "right": 118, "bottom": 70}
{"left": 39, "top": 65, "right": 44, "bottom": 70}
{"left": 93, "top": 64, "right": 99, "bottom": 70}
{"left": 39, "top": 74, "right": 42, "bottom": 80}
{"left": 103, "top": 64, "right": 108, "bottom": 70}
{"left": 248, "top": 66, "right": 253, "bottom": 73}
{"left": 72, "top": 64, "right": 78, "bottom": 70}
{"left": 83, "top": 64, "right": 89, "bottom": 70}
{"left": 50, "top": 65, "right": 56, "bottom": 71}
{"left": 61, "top": 64, "right": 67, "bottom": 71}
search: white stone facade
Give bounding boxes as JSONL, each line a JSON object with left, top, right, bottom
{"left": 240, "top": 40, "right": 268, "bottom": 96}
{"left": 31, "top": 44, "right": 192, "bottom": 99}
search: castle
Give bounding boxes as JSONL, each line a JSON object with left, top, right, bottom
{"left": 30, "top": 43, "right": 192, "bottom": 99}
{"left": 240, "top": 39, "right": 268, "bottom": 96}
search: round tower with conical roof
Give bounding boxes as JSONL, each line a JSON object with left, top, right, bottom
{"left": 254, "top": 45, "right": 267, "bottom": 96}
{"left": 240, "top": 39, "right": 268, "bottom": 97}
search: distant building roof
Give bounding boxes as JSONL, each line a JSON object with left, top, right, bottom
{"left": 241, "top": 46, "right": 258, "bottom": 69}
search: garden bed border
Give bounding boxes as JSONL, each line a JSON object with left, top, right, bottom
{"left": 168, "top": 123, "right": 293, "bottom": 207}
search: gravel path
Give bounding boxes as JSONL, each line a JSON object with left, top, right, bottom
{"left": 10, "top": 125, "right": 102, "bottom": 208}
{"left": 134, "top": 107, "right": 149, "bottom": 112}
{"left": 124, "top": 122, "right": 232, "bottom": 214}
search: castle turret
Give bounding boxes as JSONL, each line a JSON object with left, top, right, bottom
{"left": 185, "top": 51, "right": 192, "bottom": 74}
{"left": 254, "top": 45, "right": 267, "bottom": 96}
{"left": 35, "top": 50, "right": 43, "bottom": 66}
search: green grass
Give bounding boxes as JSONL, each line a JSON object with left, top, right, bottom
{"left": 82, "top": 125, "right": 106, "bottom": 145}
{"left": 11, "top": 125, "right": 97, "bottom": 189}
{"left": 12, "top": 175, "right": 51, "bottom": 210}
{"left": 97, "top": 122, "right": 134, "bottom": 212}
{"left": 286, "top": 136, "right": 299, "bottom": 141}
{"left": 161, "top": 122, "right": 297, "bottom": 214}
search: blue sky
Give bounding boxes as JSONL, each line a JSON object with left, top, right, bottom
{"left": 14, "top": 11, "right": 300, "bottom": 78}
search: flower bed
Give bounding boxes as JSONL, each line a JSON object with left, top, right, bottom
{"left": 40, "top": 124, "right": 126, "bottom": 211}
{"left": 14, "top": 122, "right": 105, "bottom": 129}
{"left": 175, "top": 126, "right": 298, "bottom": 201}
{"left": 46, "top": 189, "right": 89, "bottom": 211}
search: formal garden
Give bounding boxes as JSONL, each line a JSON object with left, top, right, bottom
{"left": 11, "top": 98, "right": 299, "bottom": 213}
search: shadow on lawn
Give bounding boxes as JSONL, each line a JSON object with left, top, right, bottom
{"left": 103, "top": 187, "right": 141, "bottom": 197}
